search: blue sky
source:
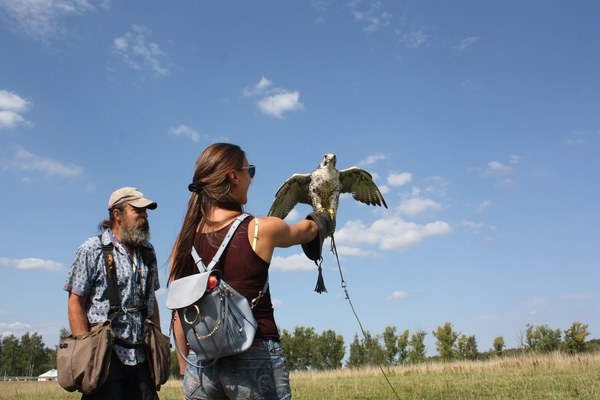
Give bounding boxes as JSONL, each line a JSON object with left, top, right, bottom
{"left": 1, "top": 1, "right": 599, "bottom": 357}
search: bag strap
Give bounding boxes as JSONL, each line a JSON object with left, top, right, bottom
{"left": 190, "top": 213, "right": 269, "bottom": 308}
{"left": 190, "top": 213, "right": 249, "bottom": 273}
{"left": 99, "top": 235, "right": 157, "bottom": 320}
{"left": 99, "top": 237, "right": 121, "bottom": 320}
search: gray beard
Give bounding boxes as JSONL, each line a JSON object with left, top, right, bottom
{"left": 120, "top": 221, "right": 151, "bottom": 247}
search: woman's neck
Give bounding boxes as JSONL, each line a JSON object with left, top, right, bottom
{"left": 200, "top": 208, "right": 242, "bottom": 233}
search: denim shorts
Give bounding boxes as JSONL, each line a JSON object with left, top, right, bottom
{"left": 183, "top": 339, "right": 291, "bottom": 400}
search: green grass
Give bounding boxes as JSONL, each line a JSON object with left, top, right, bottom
{"left": 1, "top": 352, "right": 598, "bottom": 399}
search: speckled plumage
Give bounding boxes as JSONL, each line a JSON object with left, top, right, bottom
{"left": 268, "top": 153, "right": 387, "bottom": 235}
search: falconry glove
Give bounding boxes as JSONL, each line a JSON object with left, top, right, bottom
{"left": 302, "top": 210, "right": 333, "bottom": 293}
{"left": 302, "top": 210, "right": 332, "bottom": 261}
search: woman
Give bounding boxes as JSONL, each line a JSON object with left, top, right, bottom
{"left": 169, "top": 143, "right": 331, "bottom": 399}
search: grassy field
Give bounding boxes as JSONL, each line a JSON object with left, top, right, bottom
{"left": 1, "top": 352, "right": 598, "bottom": 399}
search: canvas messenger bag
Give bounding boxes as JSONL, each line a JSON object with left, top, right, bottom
{"left": 58, "top": 238, "right": 170, "bottom": 394}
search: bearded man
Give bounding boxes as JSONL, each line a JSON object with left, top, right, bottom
{"left": 64, "top": 187, "right": 161, "bottom": 400}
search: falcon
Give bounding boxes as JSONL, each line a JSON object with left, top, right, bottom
{"left": 267, "top": 153, "right": 388, "bottom": 235}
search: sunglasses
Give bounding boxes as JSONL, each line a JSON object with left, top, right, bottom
{"left": 240, "top": 165, "right": 256, "bottom": 179}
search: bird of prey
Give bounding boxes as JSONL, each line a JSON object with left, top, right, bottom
{"left": 268, "top": 153, "right": 388, "bottom": 235}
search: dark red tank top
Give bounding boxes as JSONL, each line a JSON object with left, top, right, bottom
{"left": 194, "top": 216, "right": 279, "bottom": 341}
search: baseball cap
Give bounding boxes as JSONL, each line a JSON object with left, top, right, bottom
{"left": 108, "top": 187, "right": 157, "bottom": 210}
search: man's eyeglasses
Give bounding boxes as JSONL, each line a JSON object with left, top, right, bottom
{"left": 240, "top": 165, "right": 256, "bottom": 179}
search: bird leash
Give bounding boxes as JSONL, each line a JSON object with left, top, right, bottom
{"left": 326, "top": 234, "right": 402, "bottom": 400}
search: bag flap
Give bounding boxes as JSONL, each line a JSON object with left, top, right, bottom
{"left": 166, "top": 272, "right": 212, "bottom": 309}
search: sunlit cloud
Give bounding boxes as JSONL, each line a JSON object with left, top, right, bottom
{"left": 387, "top": 172, "right": 412, "bottom": 187}
{"left": 477, "top": 200, "right": 492, "bottom": 213}
{"left": 0, "top": 90, "right": 32, "bottom": 129}
{"left": 168, "top": 124, "right": 205, "bottom": 142}
{"left": 0, "top": 321, "right": 32, "bottom": 331}
{"left": 458, "top": 36, "right": 479, "bottom": 51}
{"left": 1, "top": 147, "right": 84, "bottom": 178}
{"left": 358, "top": 153, "right": 387, "bottom": 167}
{"left": 242, "top": 76, "right": 273, "bottom": 97}
{"left": 257, "top": 91, "right": 304, "bottom": 119}
{"left": 0, "top": 257, "right": 64, "bottom": 272}
{"left": 244, "top": 76, "right": 304, "bottom": 119}
{"left": 0, "top": 0, "right": 108, "bottom": 45}
{"left": 112, "top": 25, "right": 171, "bottom": 77}
{"left": 335, "top": 217, "right": 451, "bottom": 251}
{"left": 397, "top": 197, "right": 441, "bottom": 216}
{"left": 386, "top": 291, "right": 408, "bottom": 300}
{"left": 270, "top": 253, "right": 316, "bottom": 272}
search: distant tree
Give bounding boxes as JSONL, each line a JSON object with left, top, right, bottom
{"left": 382, "top": 326, "right": 399, "bottom": 365}
{"left": 170, "top": 350, "right": 180, "bottom": 378}
{"left": 312, "top": 329, "right": 345, "bottom": 370}
{"left": 433, "top": 322, "right": 459, "bottom": 361}
{"left": 364, "top": 331, "right": 386, "bottom": 366}
{"left": 21, "top": 332, "right": 52, "bottom": 375}
{"left": 0, "top": 334, "right": 20, "bottom": 376}
{"left": 457, "top": 334, "right": 478, "bottom": 360}
{"left": 59, "top": 327, "right": 71, "bottom": 340}
{"left": 526, "top": 324, "right": 562, "bottom": 353}
{"left": 346, "top": 334, "right": 367, "bottom": 368}
{"left": 563, "top": 322, "right": 590, "bottom": 354}
{"left": 397, "top": 329, "right": 410, "bottom": 365}
{"left": 407, "top": 330, "right": 427, "bottom": 364}
{"left": 280, "top": 326, "right": 318, "bottom": 371}
{"left": 493, "top": 336, "right": 505, "bottom": 357}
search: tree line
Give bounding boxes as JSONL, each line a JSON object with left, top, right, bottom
{"left": 0, "top": 321, "right": 594, "bottom": 377}
{"left": 279, "top": 321, "right": 593, "bottom": 371}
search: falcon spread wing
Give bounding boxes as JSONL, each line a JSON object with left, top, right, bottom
{"left": 267, "top": 173, "right": 312, "bottom": 219}
{"left": 268, "top": 154, "right": 387, "bottom": 236}
{"left": 339, "top": 167, "right": 388, "bottom": 208}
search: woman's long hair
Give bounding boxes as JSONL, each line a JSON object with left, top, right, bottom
{"left": 169, "top": 143, "right": 246, "bottom": 283}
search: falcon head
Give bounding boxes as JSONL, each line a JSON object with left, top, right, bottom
{"left": 320, "top": 153, "right": 337, "bottom": 169}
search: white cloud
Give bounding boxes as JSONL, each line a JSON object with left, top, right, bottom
{"left": 477, "top": 200, "right": 492, "bottom": 213}
{"left": 0, "top": 90, "right": 32, "bottom": 129}
{"left": 270, "top": 253, "right": 315, "bottom": 272}
{"left": 168, "top": 124, "right": 204, "bottom": 142}
{"left": 0, "top": 257, "right": 64, "bottom": 272}
{"left": 244, "top": 77, "right": 304, "bottom": 119}
{"left": 402, "top": 29, "right": 430, "bottom": 48}
{"left": 458, "top": 36, "right": 479, "bottom": 51}
{"left": 358, "top": 153, "right": 387, "bottom": 166}
{"left": 243, "top": 76, "right": 273, "bottom": 97}
{"left": 112, "top": 25, "right": 170, "bottom": 77}
{"left": 0, "top": 321, "right": 32, "bottom": 331}
{"left": 350, "top": 1, "right": 392, "bottom": 33}
{"left": 387, "top": 172, "right": 412, "bottom": 187}
{"left": 334, "top": 245, "right": 373, "bottom": 257}
{"left": 386, "top": 291, "right": 408, "bottom": 300}
{"left": 460, "top": 220, "right": 485, "bottom": 233}
{"left": 487, "top": 161, "right": 512, "bottom": 174}
{"left": 0, "top": 111, "right": 31, "bottom": 129}
{"left": 397, "top": 197, "right": 441, "bottom": 216}
{"left": 1, "top": 147, "right": 84, "bottom": 178}
{"left": 0, "top": 90, "right": 30, "bottom": 112}
{"left": 257, "top": 91, "right": 304, "bottom": 119}
{"left": 0, "top": 0, "right": 107, "bottom": 45}
{"left": 335, "top": 217, "right": 451, "bottom": 251}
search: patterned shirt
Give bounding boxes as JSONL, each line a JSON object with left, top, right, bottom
{"left": 64, "top": 229, "right": 160, "bottom": 366}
